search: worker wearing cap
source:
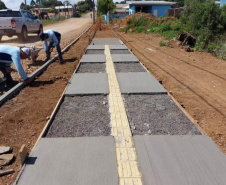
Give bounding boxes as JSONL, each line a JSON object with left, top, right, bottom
{"left": 0, "top": 45, "right": 31, "bottom": 86}
{"left": 39, "top": 30, "right": 64, "bottom": 64}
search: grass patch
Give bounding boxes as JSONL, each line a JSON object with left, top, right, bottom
{"left": 41, "top": 17, "right": 68, "bottom": 26}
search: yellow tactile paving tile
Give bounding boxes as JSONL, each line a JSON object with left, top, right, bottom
{"left": 120, "top": 178, "right": 143, "bottom": 185}
{"left": 118, "top": 161, "right": 142, "bottom": 178}
{"left": 115, "top": 137, "right": 134, "bottom": 148}
{"left": 105, "top": 45, "right": 143, "bottom": 184}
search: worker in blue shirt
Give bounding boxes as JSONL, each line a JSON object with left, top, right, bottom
{"left": 0, "top": 45, "right": 31, "bottom": 86}
{"left": 39, "top": 30, "right": 64, "bottom": 64}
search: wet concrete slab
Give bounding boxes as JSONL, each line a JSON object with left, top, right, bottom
{"left": 46, "top": 96, "right": 111, "bottom": 137}
{"left": 117, "top": 72, "right": 167, "bottom": 94}
{"left": 91, "top": 38, "right": 121, "bottom": 45}
{"left": 15, "top": 137, "right": 118, "bottom": 185}
{"left": 111, "top": 54, "right": 139, "bottom": 62}
{"left": 80, "top": 54, "right": 106, "bottom": 63}
{"left": 109, "top": 45, "right": 128, "bottom": 50}
{"left": 123, "top": 94, "right": 200, "bottom": 135}
{"left": 65, "top": 73, "right": 109, "bottom": 95}
{"left": 77, "top": 63, "right": 106, "bottom": 73}
{"left": 114, "top": 63, "right": 146, "bottom": 73}
{"left": 134, "top": 135, "right": 226, "bottom": 185}
{"left": 87, "top": 45, "right": 105, "bottom": 50}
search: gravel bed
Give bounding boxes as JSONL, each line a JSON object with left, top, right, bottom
{"left": 46, "top": 96, "right": 111, "bottom": 137}
{"left": 86, "top": 50, "right": 105, "bottom": 54}
{"left": 114, "top": 63, "right": 146, "bottom": 73}
{"left": 123, "top": 94, "right": 201, "bottom": 135}
{"left": 77, "top": 63, "right": 106, "bottom": 73}
{"left": 110, "top": 50, "right": 131, "bottom": 54}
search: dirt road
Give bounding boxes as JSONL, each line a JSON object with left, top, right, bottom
{"left": 1, "top": 13, "right": 92, "bottom": 47}
{"left": 114, "top": 30, "right": 226, "bottom": 155}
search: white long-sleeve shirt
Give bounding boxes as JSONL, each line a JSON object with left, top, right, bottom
{"left": 0, "top": 45, "right": 28, "bottom": 80}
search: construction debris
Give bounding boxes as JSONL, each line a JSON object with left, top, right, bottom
{"left": 0, "top": 169, "right": 15, "bottom": 177}
{"left": 0, "top": 154, "right": 14, "bottom": 166}
{"left": 0, "top": 146, "right": 11, "bottom": 155}
{"left": 19, "top": 145, "right": 28, "bottom": 166}
{"left": 177, "top": 31, "right": 196, "bottom": 47}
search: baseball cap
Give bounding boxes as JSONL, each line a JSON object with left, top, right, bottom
{"left": 21, "top": 47, "right": 31, "bottom": 60}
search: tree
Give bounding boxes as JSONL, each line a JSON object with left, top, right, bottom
{"left": 77, "top": 1, "right": 91, "bottom": 13}
{"left": 0, "top": 0, "right": 7, "bottom": 9}
{"left": 97, "top": 0, "right": 116, "bottom": 14}
{"left": 30, "top": 0, "right": 36, "bottom": 7}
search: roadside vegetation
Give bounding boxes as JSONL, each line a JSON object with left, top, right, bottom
{"left": 121, "top": 0, "right": 226, "bottom": 60}
{"left": 41, "top": 16, "right": 68, "bottom": 26}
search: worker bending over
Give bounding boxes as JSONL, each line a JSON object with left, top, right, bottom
{"left": 39, "top": 30, "right": 64, "bottom": 64}
{"left": 0, "top": 45, "right": 31, "bottom": 86}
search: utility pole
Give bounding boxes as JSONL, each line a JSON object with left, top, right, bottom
{"left": 93, "top": 0, "right": 95, "bottom": 24}
{"left": 25, "top": 0, "right": 27, "bottom": 10}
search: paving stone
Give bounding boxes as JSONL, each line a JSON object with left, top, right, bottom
{"left": 123, "top": 94, "right": 200, "bottom": 135}
{"left": 117, "top": 72, "right": 167, "bottom": 94}
{"left": 87, "top": 45, "right": 105, "bottom": 50}
{"left": 111, "top": 54, "right": 139, "bottom": 62}
{"left": 0, "top": 154, "right": 14, "bottom": 166}
{"left": 80, "top": 54, "right": 106, "bottom": 63}
{"left": 134, "top": 135, "right": 226, "bottom": 185}
{"left": 109, "top": 45, "right": 128, "bottom": 50}
{"left": 0, "top": 146, "right": 11, "bottom": 155}
{"left": 15, "top": 137, "right": 118, "bottom": 185}
{"left": 91, "top": 38, "right": 121, "bottom": 45}
{"left": 65, "top": 73, "right": 109, "bottom": 95}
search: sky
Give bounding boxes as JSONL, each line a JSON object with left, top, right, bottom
{"left": 1, "top": 0, "right": 122, "bottom": 9}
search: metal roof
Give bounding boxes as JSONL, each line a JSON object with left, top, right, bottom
{"left": 127, "top": 1, "right": 177, "bottom": 6}
{"left": 116, "top": 4, "right": 129, "bottom": 9}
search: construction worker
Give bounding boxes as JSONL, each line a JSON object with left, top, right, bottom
{"left": 39, "top": 30, "right": 64, "bottom": 64}
{"left": 0, "top": 45, "right": 31, "bottom": 86}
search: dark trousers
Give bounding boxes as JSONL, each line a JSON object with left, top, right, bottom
{"left": 0, "top": 63, "right": 12, "bottom": 84}
{"left": 46, "top": 33, "right": 63, "bottom": 61}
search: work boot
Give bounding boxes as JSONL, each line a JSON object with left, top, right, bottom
{"left": 59, "top": 60, "right": 65, "bottom": 64}
{"left": 44, "top": 57, "right": 50, "bottom": 62}
{"left": 6, "top": 80, "right": 18, "bottom": 88}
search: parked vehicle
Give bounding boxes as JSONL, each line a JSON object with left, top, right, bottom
{"left": 0, "top": 9, "right": 43, "bottom": 42}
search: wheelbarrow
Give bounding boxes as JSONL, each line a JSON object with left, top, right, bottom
{"left": 20, "top": 45, "right": 43, "bottom": 64}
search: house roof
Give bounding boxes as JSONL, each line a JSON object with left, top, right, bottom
{"left": 55, "top": 5, "right": 74, "bottom": 9}
{"left": 127, "top": 1, "right": 177, "bottom": 6}
{"left": 116, "top": 4, "right": 129, "bottom": 9}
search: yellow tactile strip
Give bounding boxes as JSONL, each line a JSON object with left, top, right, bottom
{"left": 105, "top": 45, "right": 143, "bottom": 185}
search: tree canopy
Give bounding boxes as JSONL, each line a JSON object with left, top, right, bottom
{"left": 0, "top": 0, "right": 7, "bottom": 9}
{"left": 97, "top": 0, "right": 116, "bottom": 14}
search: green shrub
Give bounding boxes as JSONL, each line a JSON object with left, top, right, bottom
{"left": 159, "top": 39, "right": 170, "bottom": 47}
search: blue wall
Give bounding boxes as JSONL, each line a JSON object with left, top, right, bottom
{"left": 151, "top": 5, "right": 171, "bottom": 17}
{"left": 129, "top": 5, "right": 171, "bottom": 17}
{"left": 220, "top": 0, "right": 226, "bottom": 7}
{"left": 129, "top": 5, "right": 135, "bottom": 15}
{"left": 111, "top": 14, "right": 129, "bottom": 19}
